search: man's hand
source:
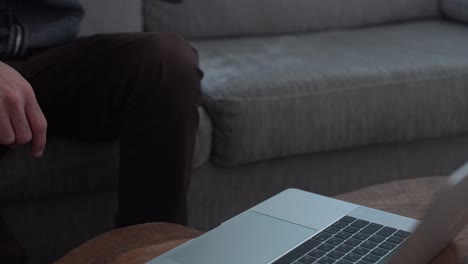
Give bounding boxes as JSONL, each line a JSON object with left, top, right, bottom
{"left": 0, "top": 61, "right": 47, "bottom": 157}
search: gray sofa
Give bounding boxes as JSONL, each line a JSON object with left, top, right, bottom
{"left": 1, "top": 0, "right": 468, "bottom": 263}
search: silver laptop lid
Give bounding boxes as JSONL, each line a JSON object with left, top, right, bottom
{"left": 387, "top": 162, "right": 468, "bottom": 264}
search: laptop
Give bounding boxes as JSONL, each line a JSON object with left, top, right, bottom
{"left": 147, "top": 163, "right": 468, "bottom": 264}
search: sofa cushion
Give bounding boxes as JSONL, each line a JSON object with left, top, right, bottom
{"left": 0, "top": 107, "right": 212, "bottom": 202}
{"left": 193, "top": 107, "right": 213, "bottom": 168}
{"left": 194, "top": 20, "right": 468, "bottom": 167}
{"left": 442, "top": 0, "right": 468, "bottom": 23}
{"left": 144, "top": 0, "right": 440, "bottom": 39}
{"left": 79, "top": 0, "right": 143, "bottom": 36}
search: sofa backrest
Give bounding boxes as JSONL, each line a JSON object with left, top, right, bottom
{"left": 144, "top": 0, "right": 441, "bottom": 39}
{"left": 442, "top": 0, "right": 468, "bottom": 23}
{"left": 79, "top": 0, "right": 143, "bottom": 36}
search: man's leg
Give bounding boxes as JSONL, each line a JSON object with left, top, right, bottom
{"left": 0, "top": 216, "right": 27, "bottom": 264}
{"left": 0, "top": 145, "right": 7, "bottom": 158}
{"left": 5, "top": 32, "right": 203, "bottom": 226}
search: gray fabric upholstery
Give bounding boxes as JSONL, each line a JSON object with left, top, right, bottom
{"left": 194, "top": 21, "right": 468, "bottom": 167}
{"left": 79, "top": 0, "right": 143, "bottom": 36}
{"left": 144, "top": 0, "right": 440, "bottom": 38}
{"left": 188, "top": 134, "right": 468, "bottom": 230}
{"left": 442, "top": 0, "right": 468, "bottom": 23}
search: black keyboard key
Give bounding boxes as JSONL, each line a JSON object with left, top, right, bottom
{"left": 298, "top": 255, "right": 316, "bottom": 264}
{"left": 369, "top": 235, "right": 385, "bottom": 243}
{"left": 361, "top": 240, "right": 378, "bottom": 249}
{"left": 343, "top": 226, "right": 360, "bottom": 234}
{"left": 371, "top": 247, "right": 389, "bottom": 257}
{"left": 352, "top": 246, "right": 370, "bottom": 256}
{"left": 376, "top": 227, "right": 397, "bottom": 237}
{"left": 379, "top": 241, "right": 397, "bottom": 250}
{"left": 332, "top": 221, "right": 349, "bottom": 229}
{"left": 317, "top": 256, "right": 337, "bottom": 264}
{"left": 318, "top": 243, "right": 335, "bottom": 252}
{"left": 326, "top": 237, "right": 344, "bottom": 246}
{"left": 271, "top": 239, "right": 321, "bottom": 264}
{"left": 340, "top": 216, "right": 357, "bottom": 223}
{"left": 343, "top": 252, "right": 361, "bottom": 262}
{"left": 351, "top": 220, "right": 370, "bottom": 228}
{"left": 324, "top": 226, "right": 341, "bottom": 234}
{"left": 314, "top": 232, "right": 333, "bottom": 242}
{"left": 361, "top": 223, "right": 383, "bottom": 235}
{"left": 327, "top": 250, "right": 345, "bottom": 259}
{"left": 344, "top": 238, "right": 361, "bottom": 247}
{"left": 387, "top": 235, "right": 404, "bottom": 245}
{"left": 352, "top": 232, "right": 369, "bottom": 240}
{"left": 335, "top": 231, "right": 352, "bottom": 240}
{"left": 308, "top": 249, "right": 327, "bottom": 258}
{"left": 394, "top": 230, "right": 411, "bottom": 238}
{"left": 335, "top": 244, "right": 354, "bottom": 253}
{"left": 362, "top": 254, "right": 381, "bottom": 263}
{"left": 336, "top": 260, "right": 353, "bottom": 264}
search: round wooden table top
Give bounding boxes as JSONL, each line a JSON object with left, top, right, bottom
{"left": 55, "top": 176, "right": 468, "bottom": 264}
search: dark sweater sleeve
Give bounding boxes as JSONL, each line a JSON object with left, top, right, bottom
{"left": 1, "top": 0, "right": 83, "bottom": 59}
{"left": 0, "top": 3, "right": 24, "bottom": 59}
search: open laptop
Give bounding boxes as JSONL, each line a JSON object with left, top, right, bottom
{"left": 147, "top": 163, "right": 468, "bottom": 264}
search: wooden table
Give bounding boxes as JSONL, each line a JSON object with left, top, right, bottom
{"left": 55, "top": 176, "right": 468, "bottom": 264}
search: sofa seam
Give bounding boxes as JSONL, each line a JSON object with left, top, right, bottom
{"left": 203, "top": 69, "right": 468, "bottom": 103}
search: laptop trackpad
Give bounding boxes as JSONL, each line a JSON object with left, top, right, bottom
{"left": 166, "top": 211, "right": 317, "bottom": 264}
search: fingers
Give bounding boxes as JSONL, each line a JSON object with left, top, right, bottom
{"left": 25, "top": 98, "right": 47, "bottom": 158}
{"left": 0, "top": 99, "right": 47, "bottom": 157}
{"left": 10, "top": 105, "right": 32, "bottom": 146}
{"left": 0, "top": 61, "right": 47, "bottom": 157}
{"left": 0, "top": 109, "right": 15, "bottom": 145}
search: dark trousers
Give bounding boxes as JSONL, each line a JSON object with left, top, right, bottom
{"left": 2, "top": 33, "right": 203, "bottom": 226}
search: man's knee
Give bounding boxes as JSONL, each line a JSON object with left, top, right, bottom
{"left": 126, "top": 33, "right": 203, "bottom": 114}
{"left": 130, "top": 32, "right": 200, "bottom": 74}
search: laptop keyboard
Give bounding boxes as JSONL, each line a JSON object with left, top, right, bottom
{"left": 272, "top": 216, "right": 412, "bottom": 264}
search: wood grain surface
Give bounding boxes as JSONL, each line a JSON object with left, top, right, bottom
{"left": 55, "top": 176, "right": 468, "bottom": 263}
{"left": 54, "top": 223, "right": 202, "bottom": 264}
